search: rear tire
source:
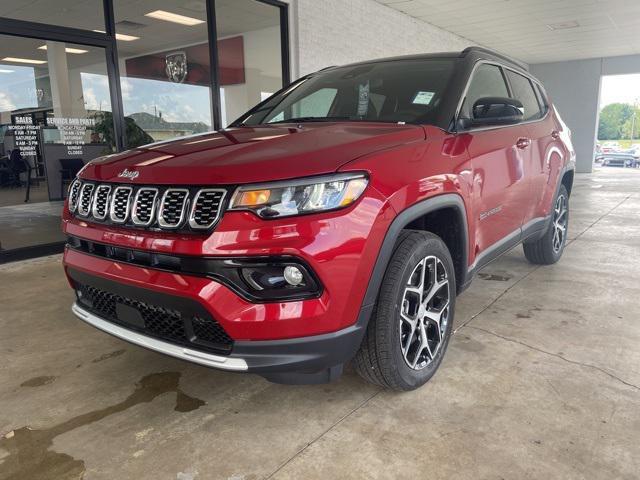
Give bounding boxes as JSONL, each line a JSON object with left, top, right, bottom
{"left": 353, "top": 230, "right": 456, "bottom": 391}
{"left": 523, "top": 184, "right": 569, "bottom": 265}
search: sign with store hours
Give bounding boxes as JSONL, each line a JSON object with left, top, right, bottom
{"left": 47, "top": 117, "right": 96, "bottom": 156}
{"left": 9, "top": 116, "right": 40, "bottom": 157}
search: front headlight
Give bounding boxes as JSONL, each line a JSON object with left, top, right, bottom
{"left": 229, "top": 173, "right": 368, "bottom": 218}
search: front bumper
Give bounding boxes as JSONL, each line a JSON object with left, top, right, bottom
{"left": 71, "top": 301, "right": 366, "bottom": 384}
{"left": 72, "top": 302, "right": 248, "bottom": 370}
{"left": 61, "top": 184, "right": 393, "bottom": 382}
{"left": 68, "top": 266, "right": 368, "bottom": 383}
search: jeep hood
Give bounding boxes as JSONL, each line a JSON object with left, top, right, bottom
{"left": 80, "top": 123, "right": 424, "bottom": 185}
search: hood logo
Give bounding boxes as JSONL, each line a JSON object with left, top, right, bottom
{"left": 117, "top": 168, "right": 139, "bottom": 180}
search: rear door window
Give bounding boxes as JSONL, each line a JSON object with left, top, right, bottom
{"left": 505, "top": 70, "right": 543, "bottom": 121}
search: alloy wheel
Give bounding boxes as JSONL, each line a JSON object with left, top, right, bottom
{"left": 399, "top": 255, "right": 450, "bottom": 370}
{"left": 552, "top": 194, "right": 568, "bottom": 253}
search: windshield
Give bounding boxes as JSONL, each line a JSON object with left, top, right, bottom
{"left": 235, "top": 58, "right": 456, "bottom": 126}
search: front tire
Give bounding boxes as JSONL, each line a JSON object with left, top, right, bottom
{"left": 523, "top": 184, "right": 569, "bottom": 265}
{"left": 353, "top": 230, "right": 456, "bottom": 391}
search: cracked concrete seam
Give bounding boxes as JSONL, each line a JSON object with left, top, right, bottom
{"left": 456, "top": 193, "right": 633, "bottom": 334}
{"left": 453, "top": 193, "right": 639, "bottom": 393}
{"left": 263, "top": 388, "right": 382, "bottom": 479}
{"left": 465, "top": 324, "right": 640, "bottom": 392}
{"left": 452, "top": 194, "right": 633, "bottom": 335}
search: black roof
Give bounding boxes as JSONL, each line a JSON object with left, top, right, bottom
{"left": 459, "top": 46, "right": 528, "bottom": 71}
{"left": 316, "top": 46, "right": 528, "bottom": 75}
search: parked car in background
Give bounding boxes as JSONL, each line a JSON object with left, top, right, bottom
{"left": 602, "top": 153, "right": 638, "bottom": 168}
{"left": 594, "top": 143, "right": 604, "bottom": 163}
{"left": 622, "top": 145, "right": 640, "bottom": 158}
{"left": 601, "top": 142, "right": 621, "bottom": 153}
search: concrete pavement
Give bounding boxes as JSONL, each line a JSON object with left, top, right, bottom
{"left": 1, "top": 168, "right": 639, "bottom": 480}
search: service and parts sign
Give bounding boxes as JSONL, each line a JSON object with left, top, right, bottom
{"left": 47, "top": 117, "right": 96, "bottom": 156}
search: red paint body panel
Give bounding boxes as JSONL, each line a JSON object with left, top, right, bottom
{"left": 80, "top": 124, "right": 425, "bottom": 185}
{"left": 525, "top": 114, "right": 571, "bottom": 220}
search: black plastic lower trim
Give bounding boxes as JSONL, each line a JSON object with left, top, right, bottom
{"left": 66, "top": 236, "right": 322, "bottom": 302}
{"left": 66, "top": 267, "right": 366, "bottom": 383}
{"left": 67, "top": 268, "right": 233, "bottom": 355}
{"left": 233, "top": 322, "right": 366, "bottom": 374}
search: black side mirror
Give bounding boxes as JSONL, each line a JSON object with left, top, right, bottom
{"left": 459, "top": 97, "right": 524, "bottom": 129}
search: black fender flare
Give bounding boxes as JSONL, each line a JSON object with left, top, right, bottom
{"left": 536, "top": 164, "right": 575, "bottom": 239}
{"left": 352, "top": 193, "right": 469, "bottom": 335}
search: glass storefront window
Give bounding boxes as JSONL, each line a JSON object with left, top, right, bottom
{"left": 0, "top": 34, "right": 115, "bottom": 252}
{"left": 0, "top": 0, "right": 288, "bottom": 259}
{"left": 216, "top": 0, "right": 284, "bottom": 127}
{"left": 0, "top": 0, "right": 105, "bottom": 32}
{"left": 114, "top": 0, "right": 213, "bottom": 146}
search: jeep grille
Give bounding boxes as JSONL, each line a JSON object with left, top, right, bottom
{"left": 69, "top": 181, "right": 227, "bottom": 232}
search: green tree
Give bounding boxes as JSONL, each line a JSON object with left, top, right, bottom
{"left": 91, "top": 111, "right": 154, "bottom": 150}
{"left": 598, "top": 103, "right": 635, "bottom": 140}
{"left": 620, "top": 106, "right": 640, "bottom": 140}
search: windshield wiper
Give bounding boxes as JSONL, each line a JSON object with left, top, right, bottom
{"left": 266, "top": 116, "right": 352, "bottom": 124}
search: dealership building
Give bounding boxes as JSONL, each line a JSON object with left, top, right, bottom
{"left": 3, "top": 0, "right": 637, "bottom": 263}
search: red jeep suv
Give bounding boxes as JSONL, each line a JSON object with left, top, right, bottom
{"left": 63, "top": 47, "right": 575, "bottom": 390}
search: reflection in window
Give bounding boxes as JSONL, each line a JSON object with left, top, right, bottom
{"left": 216, "top": 0, "right": 284, "bottom": 126}
{"left": 0, "top": 35, "right": 114, "bottom": 254}
{"left": 114, "top": 0, "right": 213, "bottom": 146}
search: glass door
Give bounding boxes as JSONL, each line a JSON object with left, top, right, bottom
{"left": 0, "top": 34, "right": 115, "bottom": 255}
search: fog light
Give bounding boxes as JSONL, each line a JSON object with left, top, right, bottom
{"left": 215, "top": 257, "right": 321, "bottom": 301}
{"left": 283, "top": 265, "right": 304, "bottom": 286}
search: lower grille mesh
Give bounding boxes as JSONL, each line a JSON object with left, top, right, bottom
{"left": 77, "top": 283, "right": 233, "bottom": 354}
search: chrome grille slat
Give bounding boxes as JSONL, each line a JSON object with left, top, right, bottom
{"left": 158, "top": 189, "right": 189, "bottom": 229}
{"left": 70, "top": 182, "right": 225, "bottom": 231}
{"left": 189, "top": 189, "right": 226, "bottom": 229}
{"left": 77, "top": 183, "right": 95, "bottom": 217}
{"left": 131, "top": 188, "right": 158, "bottom": 226}
{"left": 68, "top": 180, "right": 82, "bottom": 213}
{"left": 109, "top": 186, "right": 133, "bottom": 223}
{"left": 91, "top": 185, "right": 111, "bottom": 220}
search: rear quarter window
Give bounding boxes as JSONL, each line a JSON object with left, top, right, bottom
{"left": 534, "top": 83, "right": 549, "bottom": 115}
{"left": 505, "top": 70, "right": 543, "bottom": 121}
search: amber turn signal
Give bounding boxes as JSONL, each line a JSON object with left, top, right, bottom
{"left": 236, "top": 189, "right": 271, "bottom": 207}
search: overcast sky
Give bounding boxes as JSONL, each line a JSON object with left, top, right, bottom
{"left": 0, "top": 66, "right": 212, "bottom": 127}
{"left": 600, "top": 74, "right": 640, "bottom": 109}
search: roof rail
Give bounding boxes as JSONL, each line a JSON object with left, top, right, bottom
{"left": 460, "top": 46, "right": 528, "bottom": 71}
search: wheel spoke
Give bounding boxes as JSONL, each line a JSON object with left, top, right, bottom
{"left": 402, "top": 323, "right": 417, "bottom": 356}
{"left": 423, "top": 279, "right": 447, "bottom": 306}
{"left": 557, "top": 208, "right": 567, "bottom": 221}
{"left": 419, "top": 322, "right": 433, "bottom": 360}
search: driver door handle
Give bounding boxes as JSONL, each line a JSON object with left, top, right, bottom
{"left": 551, "top": 130, "right": 561, "bottom": 139}
{"left": 516, "top": 137, "right": 531, "bottom": 149}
